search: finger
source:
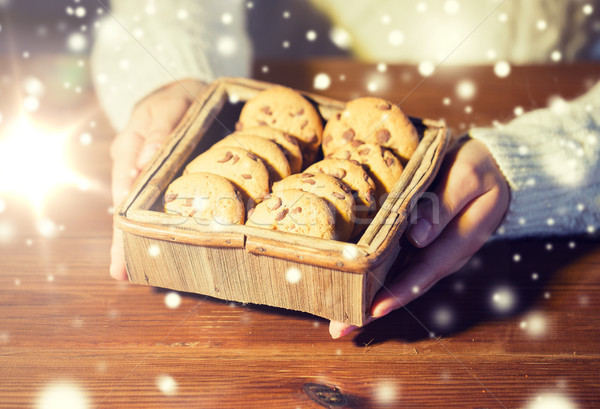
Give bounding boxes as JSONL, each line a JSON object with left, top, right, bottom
{"left": 136, "top": 97, "right": 191, "bottom": 169}
{"left": 329, "top": 321, "right": 357, "bottom": 339}
{"left": 110, "top": 227, "right": 128, "bottom": 281}
{"left": 109, "top": 130, "right": 143, "bottom": 280}
{"left": 372, "top": 186, "right": 507, "bottom": 318}
{"left": 406, "top": 160, "right": 484, "bottom": 248}
{"left": 110, "top": 130, "right": 144, "bottom": 208}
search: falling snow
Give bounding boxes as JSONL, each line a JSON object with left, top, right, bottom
{"left": 342, "top": 244, "right": 358, "bottom": 260}
{"left": 36, "top": 382, "right": 90, "bottom": 409}
{"left": 285, "top": 267, "right": 301, "bottom": 284}
{"left": 164, "top": 292, "right": 182, "bottom": 309}
{"left": 494, "top": 61, "right": 511, "bottom": 78}
{"left": 313, "top": 73, "right": 331, "bottom": 90}
{"left": 329, "top": 26, "right": 352, "bottom": 50}
{"left": 156, "top": 374, "right": 178, "bottom": 396}
{"left": 527, "top": 393, "right": 576, "bottom": 409}
{"left": 418, "top": 61, "right": 435, "bottom": 77}
{"left": 148, "top": 244, "right": 160, "bottom": 257}
{"left": 492, "top": 287, "right": 516, "bottom": 313}
{"left": 456, "top": 80, "right": 476, "bottom": 99}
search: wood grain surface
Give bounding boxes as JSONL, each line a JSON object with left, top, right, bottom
{"left": 1, "top": 58, "right": 599, "bottom": 409}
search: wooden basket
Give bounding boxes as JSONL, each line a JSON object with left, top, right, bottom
{"left": 114, "top": 78, "right": 449, "bottom": 326}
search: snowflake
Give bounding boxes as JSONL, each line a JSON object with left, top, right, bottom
{"left": 313, "top": 73, "right": 331, "bottom": 90}
{"left": 536, "top": 20, "right": 547, "bottom": 30}
{"left": 374, "top": 381, "right": 398, "bottom": 405}
{"left": 148, "top": 244, "right": 160, "bottom": 257}
{"left": 176, "top": 9, "right": 189, "bottom": 20}
{"left": 36, "top": 382, "right": 90, "bottom": 409}
{"left": 23, "top": 76, "right": 45, "bottom": 96}
{"left": 67, "top": 32, "right": 88, "bottom": 52}
{"left": 443, "top": 97, "right": 451, "bottom": 106}
{"left": 514, "top": 106, "right": 524, "bottom": 116}
{"left": 306, "top": 30, "right": 317, "bottom": 41}
{"left": 221, "top": 12, "right": 233, "bottom": 25}
{"left": 329, "top": 27, "right": 352, "bottom": 50}
{"left": 527, "top": 393, "right": 576, "bottom": 409}
{"left": 551, "top": 50, "right": 562, "bottom": 62}
{"left": 217, "top": 36, "right": 237, "bottom": 56}
{"left": 432, "top": 305, "right": 454, "bottom": 329}
{"left": 388, "top": 30, "right": 404, "bottom": 47}
{"left": 418, "top": 61, "right": 435, "bottom": 77}
{"left": 494, "top": 61, "right": 511, "bottom": 78}
{"left": 75, "top": 6, "right": 86, "bottom": 18}
{"left": 156, "top": 374, "right": 178, "bottom": 396}
{"left": 164, "top": 291, "right": 182, "bottom": 309}
{"left": 491, "top": 287, "right": 516, "bottom": 312}
{"left": 285, "top": 267, "right": 301, "bottom": 284}
{"left": 456, "top": 80, "right": 476, "bottom": 100}
{"left": 583, "top": 4, "right": 594, "bottom": 15}
{"left": 23, "top": 96, "right": 40, "bottom": 112}
{"left": 444, "top": 0, "right": 460, "bottom": 15}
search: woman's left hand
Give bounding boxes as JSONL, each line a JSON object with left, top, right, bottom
{"left": 329, "top": 138, "right": 510, "bottom": 339}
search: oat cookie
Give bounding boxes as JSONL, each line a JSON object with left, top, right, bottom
{"left": 304, "top": 158, "right": 376, "bottom": 235}
{"left": 212, "top": 133, "right": 291, "bottom": 184}
{"left": 184, "top": 146, "right": 269, "bottom": 209}
{"left": 322, "top": 97, "right": 419, "bottom": 164}
{"left": 237, "top": 86, "right": 323, "bottom": 165}
{"left": 234, "top": 126, "right": 303, "bottom": 174}
{"left": 328, "top": 143, "right": 403, "bottom": 206}
{"left": 164, "top": 172, "right": 245, "bottom": 225}
{"left": 272, "top": 173, "right": 355, "bottom": 241}
{"left": 246, "top": 189, "right": 335, "bottom": 239}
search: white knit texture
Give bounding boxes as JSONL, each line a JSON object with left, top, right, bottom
{"left": 92, "top": 0, "right": 251, "bottom": 130}
{"left": 470, "top": 82, "right": 600, "bottom": 238}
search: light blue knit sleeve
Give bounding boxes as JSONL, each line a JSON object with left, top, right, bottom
{"left": 470, "top": 82, "right": 600, "bottom": 238}
{"left": 91, "top": 0, "right": 252, "bottom": 130}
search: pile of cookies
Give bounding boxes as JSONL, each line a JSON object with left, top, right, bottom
{"left": 164, "top": 86, "right": 419, "bottom": 241}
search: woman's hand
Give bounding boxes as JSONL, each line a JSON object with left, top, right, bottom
{"left": 330, "top": 138, "right": 510, "bottom": 338}
{"left": 109, "top": 79, "right": 208, "bottom": 280}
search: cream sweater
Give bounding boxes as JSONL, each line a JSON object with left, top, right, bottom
{"left": 92, "top": 0, "right": 600, "bottom": 238}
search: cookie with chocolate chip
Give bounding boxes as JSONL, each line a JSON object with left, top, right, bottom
{"left": 272, "top": 173, "right": 355, "bottom": 241}
{"left": 321, "top": 97, "right": 419, "bottom": 164}
{"left": 246, "top": 189, "right": 335, "bottom": 239}
{"left": 328, "top": 143, "right": 403, "bottom": 206}
{"left": 164, "top": 172, "right": 245, "bottom": 225}
{"left": 184, "top": 146, "right": 269, "bottom": 209}
{"left": 237, "top": 86, "right": 323, "bottom": 165}
{"left": 304, "top": 158, "right": 376, "bottom": 236}
{"left": 212, "top": 133, "right": 291, "bottom": 184}
{"left": 233, "top": 126, "right": 303, "bottom": 174}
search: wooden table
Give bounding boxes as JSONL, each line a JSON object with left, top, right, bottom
{"left": 1, "top": 58, "right": 599, "bottom": 408}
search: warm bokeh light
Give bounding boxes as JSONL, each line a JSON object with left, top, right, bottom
{"left": 0, "top": 115, "right": 85, "bottom": 214}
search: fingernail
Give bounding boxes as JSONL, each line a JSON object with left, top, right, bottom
{"left": 138, "top": 144, "right": 160, "bottom": 167}
{"left": 372, "top": 305, "right": 393, "bottom": 318}
{"left": 409, "top": 217, "right": 432, "bottom": 247}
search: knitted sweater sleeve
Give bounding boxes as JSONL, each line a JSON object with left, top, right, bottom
{"left": 91, "top": 0, "right": 252, "bottom": 130}
{"left": 469, "top": 82, "right": 600, "bottom": 238}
